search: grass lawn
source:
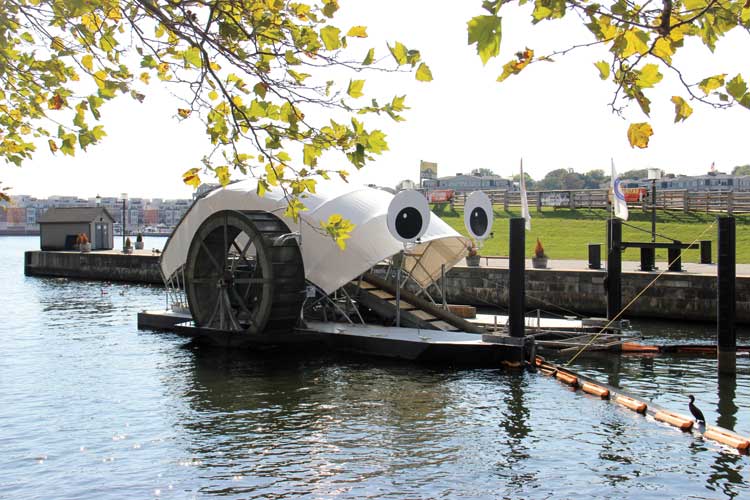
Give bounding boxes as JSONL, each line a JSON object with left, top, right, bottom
{"left": 431, "top": 204, "right": 750, "bottom": 264}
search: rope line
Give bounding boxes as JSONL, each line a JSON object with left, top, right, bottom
{"left": 621, "top": 220, "right": 678, "bottom": 242}
{"left": 564, "top": 218, "right": 717, "bottom": 367}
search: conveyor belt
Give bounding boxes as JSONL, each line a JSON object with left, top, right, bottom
{"left": 344, "top": 273, "right": 484, "bottom": 333}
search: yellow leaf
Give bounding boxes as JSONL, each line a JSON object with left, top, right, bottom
{"left": 621, "top": 30, "right": 649, "bottom": 58}
{"left": 627, "top": 122, "right": 653, "bottom": 149}
{"left": 347, "top": 79, "right": 365, "bottom": 98}
{"left": 48, "top": 139, "right": 58, "bottom": 154}
{"left": 208, "top": 90, "right": 218, "bottom": 100}
{"left": 215, "top": 166, "right": 230, "bottom": 186}
{"left": 594, "top": 61, "right": 610, "bottom": 80}
{"left": 50, "top": 36, "right": 65, "bottom": 52}
{"left": 670, "top": 96, "right": 693, "bottom": 123}
{"left": 177, "top": 108, "right": 191, "bottom": 118}
{"left": 636, "top": 64, "right": 662, "bottom": 89}
{"left": 106, "top": 7, "right": 122, "bottom": 22}
{"left": 652, "top": 37, "right": 674, "bottom": 64}
{"left": 346, "top": 26, "right": 368, "bottom": 38}
{"left": 139, "top": 72, "right": 150, "bottom": 84}
{"left": 82, "top": 54, "right": 94, "bottom": 72}
{"left": 182, "top": 168, "right": 201, "bottom": 188}
{"left": 699, "top": 74, "right": 726, "bottom": 95}
{"left": 415, "top": 63, "right": 433, "bottom": 82}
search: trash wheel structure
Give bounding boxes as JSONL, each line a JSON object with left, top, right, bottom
{"left": 184, "top": 210, "right": 305, "bottom": 334}
{"left": 159, "top": 179, "right": 473, "bottom": 341}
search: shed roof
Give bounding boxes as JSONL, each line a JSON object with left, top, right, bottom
{"left": 37, "top": 207, "right": 115, "bottom": 224}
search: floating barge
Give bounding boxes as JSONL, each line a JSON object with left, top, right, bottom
{"left": 135, "top": 180, "right": 637, "bottom": 366}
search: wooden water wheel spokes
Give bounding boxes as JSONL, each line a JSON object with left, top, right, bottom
{"left": 184, "top": 210, "right": 305, "bottom": 335}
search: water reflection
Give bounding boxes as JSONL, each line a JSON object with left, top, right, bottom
{"left": 708, "top": 374, "right": 743, "bottom": 498}
{"left": 4, "top": 236, "right": 750, "bottom": 498}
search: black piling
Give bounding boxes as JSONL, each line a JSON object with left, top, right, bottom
{"left": 508, "top": 218, "right": 525, "bottom": 338}
{"left": 717, "top": 216, "right": 736, "bottom": 376}
{"left": 606, "top": 218, "right": 622, "bottom": 321}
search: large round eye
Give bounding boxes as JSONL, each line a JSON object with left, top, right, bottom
{"left": 464, "top": 191, "right": 493, "bottom": 241}
{"left": 387, "top": 190, "right": 430, "bottom": 243}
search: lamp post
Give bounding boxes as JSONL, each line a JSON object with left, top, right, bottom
{"left": 121, "top": 192, "right": 128, "bottom": 252}
{"left": 647, "top": 168, "right": 661, "bottom": 243}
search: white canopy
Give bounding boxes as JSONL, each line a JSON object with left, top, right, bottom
{"left": 160, "top": 179, "right": 471, "bottom": 294}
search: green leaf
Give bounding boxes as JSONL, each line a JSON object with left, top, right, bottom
{"left": 594, "top": 61, "right": 610, "bottom": 80}
{"left": 670, "top": 96, "right": 693, "bottom": 123}
{"left": 531, "top": 0, "right": 566, "bottom": 22}
{"left": 303, "top": 143, "right": 321, "bottom": 166}
{"left": 467, "top": 15, "right": 502, "bottom": 65}
{"left": 726, "top": 74, "right": 747, "bottom": 100}
{"left": 699, "top": 74, "right": 726, "bottom": 95}
{"left": 388, "top": 41, "right": 408, "bottom": 65}
{"left": 182, "top": 47, "right": 202, "bottom": 68}
{"left": 366, "top": 130, "right": 388, "bottom": 154}
{"left": 347, "top": 79, "right": 365, "bottom": 98}
{"left": 215, "top": 165, "right": 230, "bottom": 186}
{"left": 415, "top": 63, "right": 433, "bottom": 82}
{"left": 635, "top": 63, "right": 662, "bottom": 88}
{"left": 320, "top": 26, "right": 341, "bottom": 51}
{"left": 391, "top": 95, "right": 407, "bottom": 112}
{"left": 322, "top": 0, "right": 339, "bottom": 17}
{"left": 362, "top": 48, "right": 375, "bottom": 66}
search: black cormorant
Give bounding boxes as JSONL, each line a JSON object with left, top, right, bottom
{"left": 688, "top": 395, "right": 705, "bottom": 423}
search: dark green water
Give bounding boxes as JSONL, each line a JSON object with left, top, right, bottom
{"left": 2, "top": 236, "right": 750, "bottom": 499}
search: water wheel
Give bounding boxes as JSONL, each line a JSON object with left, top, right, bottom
{"left": 184, "top": 210, "right": 305, "bottom": 334}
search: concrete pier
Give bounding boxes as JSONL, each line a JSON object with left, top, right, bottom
{"left": 23, "top": 250, "right": 750, "bottom": 323}
{"left": 24, "top": 249, "right": 162, "bottom": 284}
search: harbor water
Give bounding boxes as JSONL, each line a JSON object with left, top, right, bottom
{"left": 2, "top": 236, "right": 750, "bottom": 499}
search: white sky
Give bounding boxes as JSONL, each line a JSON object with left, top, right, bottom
{"left": 5, "top": 0, "right": 750, "bottom": 199}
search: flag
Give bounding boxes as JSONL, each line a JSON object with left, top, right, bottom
{"left": 611, "top": 160, "right": 628, "bottom": 220}
{"left": 520, "top": 159, "right": 531, "bottom": 230}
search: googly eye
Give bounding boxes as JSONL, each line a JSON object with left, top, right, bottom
{"left": 464, "top": 191, "right": 493, "bottom": 241}
{"left": 387, "top": 190, "right": 430, "bottom": 243}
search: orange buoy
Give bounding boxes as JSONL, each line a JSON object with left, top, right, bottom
{"left": 703, "top": 427, "right": 750, "bottom": 452}
{"left": 555, "top": 370, "right": 578, "bottom": 387}
{"left": 535, "top": 356, "right": 545, "bottom": 367}
{"left": 615, "top": 395, "right": 647, "bottom": 414}
{"left": 621, "top": 342, "right": 660, "bottom": 353}
{"left": 581, "top": 382, "right": 610, "bottom": 399}
{"left": 654, "top": 411, "right": 693, "bottom": 431}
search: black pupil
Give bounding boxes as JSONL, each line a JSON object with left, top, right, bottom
{"left": 395, "top": 207, "right": 423, "bottom": 240}
{"left": 470, "top": 208, "right": 488, "bottom": 236}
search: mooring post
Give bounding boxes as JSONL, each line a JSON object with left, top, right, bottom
{"left": 509, "top": 217, "right": 525, "bottom": 338}
{"left": 717, "top": 216, "right": 736, "bottom": 376}
{"left": 395, "top": 249, "right": 404, "bottom": 328}
{"left": 607, "top": 218, "right": 622, "bottom": 321}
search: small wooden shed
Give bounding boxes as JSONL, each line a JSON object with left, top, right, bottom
{"left": 38, "top": 207, "right": 115, "bottom": 250}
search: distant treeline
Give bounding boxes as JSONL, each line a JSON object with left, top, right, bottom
{"left": 514, "top": 164, "right": 750, "bottom": 191}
